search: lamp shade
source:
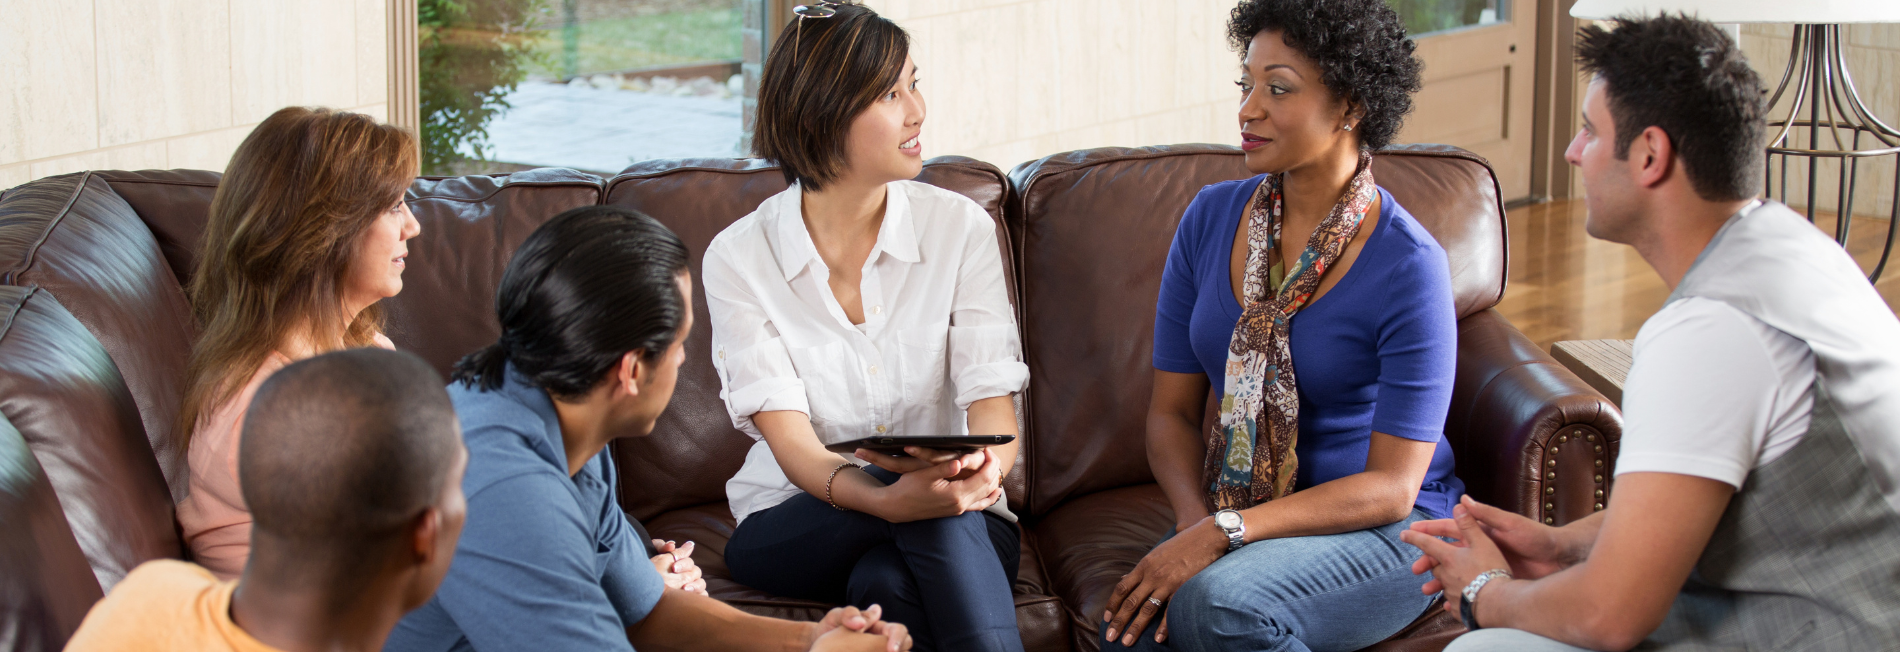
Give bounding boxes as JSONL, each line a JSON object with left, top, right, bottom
{"left": 1570, "top": 0, "right": 1900, "bottom": 23}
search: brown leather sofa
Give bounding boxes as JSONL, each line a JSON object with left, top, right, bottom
{"left": 0, "top": 144, "right": 1622, "bottom": 652}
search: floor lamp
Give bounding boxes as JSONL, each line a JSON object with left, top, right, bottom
{"left": 1570, "top": 0, "right": 1900, "bottom": 281}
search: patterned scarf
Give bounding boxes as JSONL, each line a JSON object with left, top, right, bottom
{"left": 1205, "top": 150, "right": 1378, "bottom": 511}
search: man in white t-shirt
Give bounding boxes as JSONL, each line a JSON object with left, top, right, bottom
{"left": 1399, "top": 14, "right": 1900, "bottom": 652}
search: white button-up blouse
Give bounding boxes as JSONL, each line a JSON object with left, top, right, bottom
{"left": 704, "top": 180, "right": 1030, "bottom": 523}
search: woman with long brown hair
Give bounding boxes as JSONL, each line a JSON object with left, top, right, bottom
{"left": 175, "top": 106, "right": 420, "bottom": 579}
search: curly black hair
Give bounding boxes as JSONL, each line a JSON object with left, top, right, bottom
{"left": 1228, "top": 0, "right": 1423, "bottom": 150}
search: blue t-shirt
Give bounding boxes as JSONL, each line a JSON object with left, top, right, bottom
{"left": 384, "top": 367, "right": 666, "bottom": 652}
{"left": 1153, "top": 176, "right": 1465, "bottom": 519}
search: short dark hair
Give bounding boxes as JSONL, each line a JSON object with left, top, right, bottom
{"left": 453, "top": 206, "right": 690, "bottom": 400}
{"left": 1227, "top": 0, "right": 1423, "bottom": 150}
{"left": 753, "top": 2, "right": 909, "bottom": 191}
{"left": 241, "top": 348, "right": 459, "bottom": 566}
{"left": 1576, "top": 14, "right": 1767, "bottom": 201}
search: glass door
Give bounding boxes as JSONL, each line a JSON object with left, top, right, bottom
{"left": 1387, "top": 0, "right": 1536, "bottom": 201}
{"left": 419, "top": 0, "right": 744, "bottom": 176}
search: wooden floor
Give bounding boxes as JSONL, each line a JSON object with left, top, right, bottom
{"left": 1496, "top": 199, "right": 1900, "bottom": 351}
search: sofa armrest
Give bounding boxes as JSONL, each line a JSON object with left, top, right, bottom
{"left": 1447, "top": 309, "right": 1624, "bottom": 526}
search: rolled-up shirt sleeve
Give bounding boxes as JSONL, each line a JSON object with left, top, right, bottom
{"left": 703, "top": 241, "right": 809, "bottom": 438}
{"left": 949, "top": 206, "right": 1030, "bottom": 409}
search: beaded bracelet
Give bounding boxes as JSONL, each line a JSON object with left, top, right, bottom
{"left": 825, "top": 462, "right": 855, "bottom": 511}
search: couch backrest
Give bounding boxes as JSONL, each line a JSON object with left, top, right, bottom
{"left": 0, "top": 142, "right": 1503, "bottom": 580}
{"left": 90, "top": 170, "right": 222, "bottom": 290}
{"left": 0, "top": 285, "right": 179, "bottom": 591}
{"left": 0, "top": 409, "right": 102, "bottom": 652}
{"left": 387, "top": 169, "right": 606, "bottom": 376}
{"left": 600, "top": 156, "right": 1022, "bottom": 521}
{"left": 0, "top": 173, "right": 199, "bottom": 497}
{"left": 1005, "top": 143, "right": 1507, "bottom": 515}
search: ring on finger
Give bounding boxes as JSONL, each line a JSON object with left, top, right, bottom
{"left": 1147, "top": 596, "right": 1165, "bottom": 608}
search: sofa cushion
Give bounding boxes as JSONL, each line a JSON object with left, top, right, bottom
{"left": 386, "top": 169, "right": 606, "bottom": 375}
{"left": 1004, "top": 144, "right": 1508, "bottom": 516}
{"left": 0, "top": 286, "right": 179, "bottom": 591}
{"left": 641, "top": 502, "right": 1071, "bottom": 652}
{"left": 90, "top": 170, "right": 222, "bottom": 289}
{"left": 600, "top": 156, "right": 1026, "bottom": 523}
{"left": 0, "top": 411, "right": 102, "bottom": 652}
{"left": 0, "top": 173, "right": 197, "bottom": 496}
{"left": 1031, "top": 483, "right": 1174, "bottom": 651}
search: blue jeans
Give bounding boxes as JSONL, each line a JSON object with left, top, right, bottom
{"left": 725, "top": 467, "right": 1023, "bottom": 652}
{"left": 1103, "top": 508, "right": 1437, "bottom": 652}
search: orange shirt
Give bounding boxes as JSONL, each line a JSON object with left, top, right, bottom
{"left": 63, "top": 560, "right": 282, "bottom": 652}
{"left": 175, "top": 334, "right": 395, "bottom": 579}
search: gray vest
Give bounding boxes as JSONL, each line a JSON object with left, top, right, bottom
{"left": 1639, "top": 202, "right": 1900, "bottom": 651}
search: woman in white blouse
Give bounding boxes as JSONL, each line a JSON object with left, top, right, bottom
{"left": 704, "top": 5, "right": 1027, "bottom": 652}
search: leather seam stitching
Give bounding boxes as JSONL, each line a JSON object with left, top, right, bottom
{"left": 0, "top": 285, "right": 38, "bottom": 345}
{"left": 8, "top": 173, "right": 90, "bottom": 285}
{"left": 94, "top": 178, "right": 220, "bottom": 188}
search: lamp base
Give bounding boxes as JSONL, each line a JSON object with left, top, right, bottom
{"left": 1761, "top": 24, "right": 1900, "bottom": 282}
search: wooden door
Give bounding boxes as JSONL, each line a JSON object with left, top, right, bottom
{"left": 1392, "top": 0, "right": 1539, "bottom": 202}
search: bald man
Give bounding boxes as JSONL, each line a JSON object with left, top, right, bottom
{"left": 66, "top": 348, "right": 468, "bottom": 652}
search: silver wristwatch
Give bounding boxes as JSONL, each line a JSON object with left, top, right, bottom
{"left": 1213, "top": 509, "right": 1246, "bottom": 552}
{"left": 1460, "top": 568, "right": 1513, "bottom": 630}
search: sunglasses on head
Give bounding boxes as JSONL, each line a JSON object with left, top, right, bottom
{"left": 791, "top": 1, "right": 841, "bottom": 64}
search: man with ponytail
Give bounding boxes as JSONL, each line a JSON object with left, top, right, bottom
{"left": 383, "top": 206, "right": 910, "bottom": 652}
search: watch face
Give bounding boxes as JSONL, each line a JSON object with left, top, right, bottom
{"left": 1216, "top": 511, "right": 1242, "bottom": 530}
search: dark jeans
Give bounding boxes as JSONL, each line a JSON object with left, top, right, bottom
{"left": 725, "top": 466, "right": 1023, "bottom": 652}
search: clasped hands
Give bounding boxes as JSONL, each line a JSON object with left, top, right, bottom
{"left": 805, "top": 603, "right": 914, "bottom": 652}
{"left": 854, "top": 446, "right": 1006, "bottom": 522}
{"left": 1399, "top": 494, "right": 1585, "bottom": 619}
{"left": 649, "top": 539, "right": 708, "bottom": 595}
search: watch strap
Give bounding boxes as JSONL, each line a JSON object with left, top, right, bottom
{"left": 1458, "top": 568, "right": 1513, "bottom": 631}
{"left": 1459, "top": 593, "right": 1479, "bottom": 631}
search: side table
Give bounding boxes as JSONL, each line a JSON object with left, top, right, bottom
{"left": 1549, "top": 339, "right": 1633, "bottom": 407}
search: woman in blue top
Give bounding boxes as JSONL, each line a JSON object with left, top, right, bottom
{"left": 1101, "top": 1, "right": 1462, "bottom": 650}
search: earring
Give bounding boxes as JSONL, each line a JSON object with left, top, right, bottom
{"left": 1343, "top": 124, "right": 1354, "bottom": 131}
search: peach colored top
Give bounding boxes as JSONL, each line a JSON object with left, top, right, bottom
{"left": 175, "top": 333, "right": 395, "bottom": 579}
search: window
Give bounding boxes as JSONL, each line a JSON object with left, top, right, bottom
{"left": 1386, "top": 0, "right": 1509, "bottom": 38}
{"left": 419, "top": 0, "right": 745, "bottom": 176}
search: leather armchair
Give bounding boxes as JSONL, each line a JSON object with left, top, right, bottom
{"left": 1004, "top": 144, "right": 1621, "bottom": 652}
{"left": 0, "top": 144, "right": 1620, "bottom": 652}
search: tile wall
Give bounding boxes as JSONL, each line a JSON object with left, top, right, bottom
{"left": 0, "top": 0, "right": 390, "bottom": 190}
{"left": 860, "top": 0, "right": 1242, "bottom": 171}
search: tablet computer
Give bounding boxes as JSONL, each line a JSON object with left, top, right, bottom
{"left": 823, "top": 434, "right": 1016, "bottom": 455}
